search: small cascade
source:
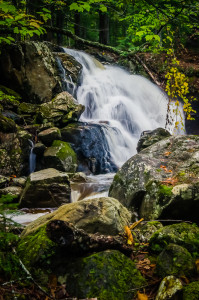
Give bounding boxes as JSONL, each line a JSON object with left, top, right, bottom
{"left": 63, "top": 48, "right": 175, "bottom": 169}
{"left": 29, "top": 140, "right": 36, "bottom": 174}
{"left": 56, "top": 57, "right": 76, "bottom": 96}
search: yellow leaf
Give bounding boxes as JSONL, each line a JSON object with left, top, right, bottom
{"left": 124, "top": 226, "right": 134, "bottom": 245}
{"left": 137, "top": 291, "right": 148, "bottom": 300}
{"left": 30, "top": 21, "right": 40, "bottom": 28}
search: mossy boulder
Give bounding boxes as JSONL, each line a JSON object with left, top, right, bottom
{"left": 149, "top": 223, "right": 199, "bottom": 256}
{"left": 43, "top": 140, "right": 77, "bottom": 172}
{"left": 38, "top": 127, "right": 61, "bottom": 146}
{"left": 134, "top": 221, "right": 163, "bottom": 243}
{"left": 19, "top": 168, "right": 71, "bottom": 208}
{"left": 156, "top": 243, "right": 195, "bottom": 277}
{"left": 0, "top": 114, "right": 16, "bottom": 133}
{"left": 183, "top": 281, "right": 199, "bottom": 300}
{"left": 63, "top": 250, "right": 146, "bottom": 300}
{"left": 21, "top": 196, "right": 132, "bottom": 237}
{"left": 36, "top": 91, "right": 84, "bottom": 126}
{"left": 109, "top": 135, "right": 199, "bottom": 222}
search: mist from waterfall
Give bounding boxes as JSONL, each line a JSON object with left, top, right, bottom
{"left": 63, "top": 48, "right": 174, "bottom": 168}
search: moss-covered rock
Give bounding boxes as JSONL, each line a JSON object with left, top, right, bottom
{"left": 19, "top": 168, "right": 71, "bottom": 208}
{"left": 43, "top": 140, "right": 77, "bottom": 172}
{"left": 64, "top": 250, "right": 146, "bottom": 300}
{"left": 36, "top": 91, "right": 84, "bottom": 126}
{"left": 109, "top": 135, "right": 199, "bottom": 222}
{"left": 0, "top": 114, "right": 16, "bottom": 133}
{"left": 149, "top": 223, "right": 199, "bottom": 256}
{"left": 21, "top": 196, "right": 132, "bottom": 237}
{"left": 134, "top": 221, "right": 163, "bottom": 243}
{"left": 183, "top": 281, "right": 199, "bottom": 300}
{"left": 156, "top": 243, "right": 195, "bottom": 277}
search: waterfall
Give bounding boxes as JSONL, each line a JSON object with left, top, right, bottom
{"left": 29, "top": 140, "right": 36, "bottom": 174}
{"left": 63, "top": 48, "right": 180, "bottom": 169}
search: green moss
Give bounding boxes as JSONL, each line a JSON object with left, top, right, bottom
{"left": 0, "top": 114, "right": 16, "bottom": 133}
{"left": 149, "top": 223, "right": 199, "bottom": 256}
{"left": 158, "top": 184, "right": 173, "bottom": 196}
{"left": 183, "top": 281, "right": 199, "bottom": 300}
{"left": 0, "top": 85, "right": 21, "bottom": 100}
{"left": 65, "top": 250, "right": 146, "bottom": 300}
{"left": 52, "top": 140, "right": 77, "bottom": 162}
{"left": 17, "top": 225, "right": 56, "bottom": 269}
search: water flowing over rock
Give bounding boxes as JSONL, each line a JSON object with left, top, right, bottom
{"left": 109, "top": 134, "right": 199, "bottom": 222}
{"left": 63, "top": 48, "right": 170, "bottom": 171}
{"left": 21, "top": 196, "right": 132, "bottom": 237}
{"left": 0, "top": 42, "right": 62, "bottom": 104}
{"left": 19, "top": 168, "right": 70, "bottom": 208}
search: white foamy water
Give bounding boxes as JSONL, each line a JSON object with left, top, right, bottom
{"left": 64, "top": 48, "right": 172, "bottom": 167}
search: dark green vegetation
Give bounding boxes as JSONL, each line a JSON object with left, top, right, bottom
{"left": 0, "top": 0, "right": 198, "bottom": 53}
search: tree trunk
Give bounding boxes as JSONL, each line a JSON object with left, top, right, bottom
{"left": 99, "top": 11, "right": 109, "bottom": 45}
{"left": 46, "top": 220, "right": 133, "bottom": 256}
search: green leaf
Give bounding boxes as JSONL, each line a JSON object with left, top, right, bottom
{"left": 69, "top": 3, "right": 79, "bottom": 11}
{"left": 14, "top": 27, "right": 19, "bottom": 34}
{"left": 99, "top": 5, "right": 107, "bottom": 12}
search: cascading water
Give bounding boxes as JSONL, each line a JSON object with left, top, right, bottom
{"left": 63, "top": 48, "right": 171, "bottom": 168}
{"left": 29, "top": 140, "right": 36, "bottom": 174}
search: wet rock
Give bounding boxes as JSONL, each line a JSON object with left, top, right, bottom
{"left": 155, "top": 276, "right": 183, "bottom": 300}
{"left": 137, "top": 127, "right": 171, "bottom": 152}
{"left": 19, "top": 168, "right": 70, "bottom": 208}
{"left": 156, "top": 243, "right": 195, "bottom": 277}
{"left": 0, "top": 42, "right": 62, "bottom": 104}
{"left": 0, "top": 186, "right": 22, "bottom": 199}
{"left": 55, "top": 52, "right": 82, "bottom": 84}
{"left": 149, "top": 222, "right": 199, "bottom": 255}
{"left": 38, "top": 127, "right": 61, "bottom": 146}
{"left": 12, "top": 177, "right": 26, "bottom": 187}
{"left": 21, "top": 197, "right": 132, "bottom": 237}
{"left": 109, "top": 135, "right": 199, "bottom": 222}
{"left": 43, "top": 140, "right": 77, "bottom": 172}
{"left": 183, "top": 281, "right": 199, "bottom": 300}
{"left": 36, "top": 91, "right": 84, "bottom": 126}
{"left": 62, "top": 250, "right": 146, "bottom": 300}
{"left": 61, "top": 122, "right": 118, "bottom": 174}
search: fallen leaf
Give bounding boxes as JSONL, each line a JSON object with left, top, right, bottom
{"left": 137, "top": 291, "right": 148, "bottom": 300}
{"left": 124, "top": 226, "right": 134, "bottom": 245}
{"left": 164, "top": 151, "right": 172, "bottom": 156}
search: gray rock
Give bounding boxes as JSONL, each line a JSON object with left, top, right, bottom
{"left": 156, "top": 276, "right": 183, "bottom": 300}
{"left": 38, "top": 127, "right": 61, "bottom": 146}
{"left": 0, "top": 42, "right": 62, "bottom": 104}
{"left": 109, "top": 135, "right": 199, "bottom": 222}
{"left": 137, "top": 127, "right": 171, "bottom": 152}
{"left": 36, "top": 91, "right": 84, "bottom": 126}
{"left": 33, "top": 142, "right": 46, "bottom": 156}
{"left": 19, "top": 168, "right": 70, "bottom": 208}
{"left": 21, "top": 196, "right": 132, "bottom": 237}
{"left": 43, "top": 140, "right": 77, "bottom": 172}
{"left": 0, "top": 185, "right": 22, "bottom": 198}
{"left": 0, "top": 175, "right": 8, "bottom": 188}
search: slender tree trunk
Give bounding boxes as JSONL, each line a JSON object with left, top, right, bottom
{"left": 99, "top": 11, "right": 109, "bottom": 45}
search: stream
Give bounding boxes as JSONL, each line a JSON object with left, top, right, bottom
{"left": 10, "top": 49, "right": 178, "bottom": 225}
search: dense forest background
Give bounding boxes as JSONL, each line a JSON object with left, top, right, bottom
{"left": 0, "top": 0, "right": 198, "bottom": 52}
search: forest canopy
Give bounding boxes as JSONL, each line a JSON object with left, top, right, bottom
{"left": 0, "top": 0, "right": 198, "bottom": 52}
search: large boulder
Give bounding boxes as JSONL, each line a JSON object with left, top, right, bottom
{"left": 109, "top": 135, "right": 199, "bottom": 222}
{"left": 61, "top": 122, "right": 118, "bottom": 174}
{"left": 0, "top": 42, "right": 62, "bottom": 104}
{"left": 43, "top": 140, "right": 77, "bottom": 172}
{"left": 21, "top": 196, "right": 132, "bottom": 237}
{"left": 61, "top": 250, "right": 146, "bottom": 300}
{"left": 35, "top": 91, "right": 84, "bottom": 126}
{"left": 19, "top": 168, "right": 70, "bottom": 208}
{"left": 38, "top": 127, "right": 61, "bottom": 146}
